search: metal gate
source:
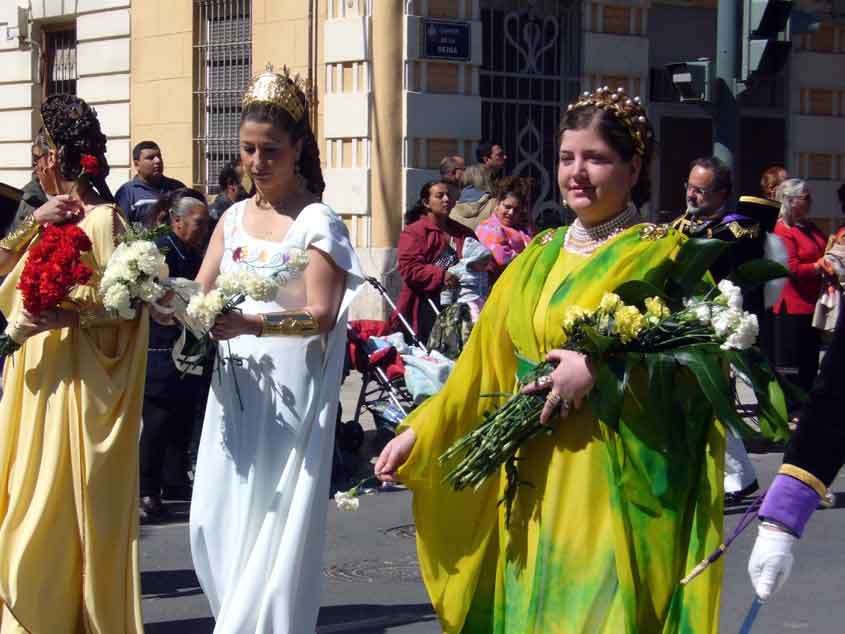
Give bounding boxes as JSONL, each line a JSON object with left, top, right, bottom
{"left": 481, "top": 0, "right": 581, "bottom": 219}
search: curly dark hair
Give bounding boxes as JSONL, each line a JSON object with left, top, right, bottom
{"left": 240, "top": 86, "right": 325, "bottom": 198}
{"left": 36, "top": 94, "right": 113, "bottom": 201}
{"left": 495, "top": 175, "right": 534, "bottom": 206}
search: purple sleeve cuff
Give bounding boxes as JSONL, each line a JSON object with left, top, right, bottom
{"left": 759, "top": 474, "right": 821, "bottom": 538}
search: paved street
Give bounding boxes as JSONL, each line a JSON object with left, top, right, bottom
{"left": 140, "top": 376, "right": 845, "bottom": 633}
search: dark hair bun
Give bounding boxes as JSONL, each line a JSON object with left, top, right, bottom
{"left": 40, "top": 94, "right": 109, "bottom": 182}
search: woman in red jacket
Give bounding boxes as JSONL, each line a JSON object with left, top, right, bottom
{"left": 773, "top": 178, "right": 829, "bottom": 413}
{"left": 393, "top": 180, "right": 475, "bottom": 343}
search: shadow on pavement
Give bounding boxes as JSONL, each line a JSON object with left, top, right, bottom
{"left": 317, "top": 603, "right": 437, "bottom": 633}
{"left": 141, "top": 568, "right": 204, "bottom": 600}
{"left": 145, "top": 617, "right": 215, "bottom": 633}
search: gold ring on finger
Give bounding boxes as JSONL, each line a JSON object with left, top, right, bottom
{"left": 545, "top": 392, "right": 562, "bottom": 405}
{"left": 537, "top": 375, "right": 552, "bottom": 389}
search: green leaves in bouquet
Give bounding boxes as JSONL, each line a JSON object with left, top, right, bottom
{"left": 118, "top": 222, "right": 172, "bottom": 245}
{"left": 670, "top": 344, "right": 753, "bottom": 440}
{"left": 727, "top": 259, "right": 789, "bottom": 292}
{"left": 724, "top": 349, "right": 791, "bottom": 443}
{"left": 614, "top": 280, "right": 669, "bottom": 308}
{"left": 669, "top": 238, "right": 730, "bottom": 297}
{"left": 588, "top": 355, "right": 628, "bottom": 430}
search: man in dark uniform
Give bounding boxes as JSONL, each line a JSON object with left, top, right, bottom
{"left": 672, "top": 157, "right": 781, "bottom": 505}
{"left": 748, "top": 310, "right": 845, "bottom": 601}
{"left": 140, "top": 189, "right": 212, "bottom": 521}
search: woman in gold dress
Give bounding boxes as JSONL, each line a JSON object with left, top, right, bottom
{"left": 0, "top": 95, "right": 147, "bottom": 633}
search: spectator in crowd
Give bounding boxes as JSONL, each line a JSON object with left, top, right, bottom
{"left": 208, "top": 162, "right": 245, "bottom": 222}
{"left": 115, "top": 141, "right": 185, "bottom": 224}
{"left": 139, "top": 188, "right": 212, "bottom": 522}
{"left": 3, "top": 145, "right": 49, "bottom": 237}
{"left": 450, "top": 163, "right": 497, "bottom": 231}
{"left": 476, "top": 139, "right": 507, "bottom": 180}
{"left": 761, "top": 165, "right": 788, "bottom": 201}
{"left": 673, "top": 157, "right": 778, "bottom": 504}
{"left": 772, "top": 178, "right": 828, "bottom": 419}
{"left": 475, "top": 175, "right": 535, "bottom": 283}
{"left": 439, "top": 154, "right": 466, "bottom": 202}
{"left": 392, "top": 180, "right": 475, "bottom": 344}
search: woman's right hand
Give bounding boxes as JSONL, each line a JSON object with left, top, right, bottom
{"left": 374, "top": 429, "right": 417, "bottom": 483}
{"left": 444, "top": 271, "right": 460, "bottom": 288}
{"left": 33, "top": 195, "right": 84, "bottom": 226}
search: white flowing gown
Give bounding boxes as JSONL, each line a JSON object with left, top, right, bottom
{"left": 190, "top": 200, "right": 362, "bottom": 634}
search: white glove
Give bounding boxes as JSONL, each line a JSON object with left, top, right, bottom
{"left": 748, "top": 523, "right": 796, "bottom": 601}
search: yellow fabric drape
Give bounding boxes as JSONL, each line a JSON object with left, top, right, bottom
{"left": 0, "top": 205, "right": 147, "bottom": 634}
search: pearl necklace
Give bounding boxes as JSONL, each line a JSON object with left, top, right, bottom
{"left": 563, "top": 203, "right": 641, "bottom": 256}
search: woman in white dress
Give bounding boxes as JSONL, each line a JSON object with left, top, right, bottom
{"left": 188, "top": 66, "right": 362, "bottom": 633}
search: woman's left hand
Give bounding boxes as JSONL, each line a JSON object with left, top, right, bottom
{"left": 210, "top": 310, "right": 260, "bottom": 341}
{"left": 521, "top": 349, "right": 596, "bottom": 425}
{"left": 17, "top": 308, "right": 77, "bottom": 336}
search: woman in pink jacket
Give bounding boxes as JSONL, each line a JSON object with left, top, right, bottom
{"left": 475, "top": 176, "right": 534, "bottom": 283}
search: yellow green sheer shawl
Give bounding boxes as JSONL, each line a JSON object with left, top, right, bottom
{"left": 396, "top": 225, "right": 724, "bottom": 634}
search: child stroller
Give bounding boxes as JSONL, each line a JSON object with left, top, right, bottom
{"left": 335, "top": 277, "right": 426, "bottom": 454}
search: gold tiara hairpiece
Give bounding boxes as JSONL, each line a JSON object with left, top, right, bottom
{"left": 567, "top": 86, "right": 652, "bottom": 157}
{"left": 242, "top": 63, "right": 307, "bottom": 123}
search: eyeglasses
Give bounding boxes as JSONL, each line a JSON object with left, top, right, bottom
{"left": 683, "top": 181, "right": 719, "bottom": 196}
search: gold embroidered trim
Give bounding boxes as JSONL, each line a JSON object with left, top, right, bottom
{"left": 0, "top": 213, "right": 40, "bottom": 253}
{"left": 259, "top": 309, "right": 319, "bottom": 337}
{"left": 639, "top": 223, "right": 669, "bottom": 241}
{"left": 726, "top": 220, "right": 760, "bottom": 240}
{"left": 779, "top": 464, "right": 827, "bottom": 499}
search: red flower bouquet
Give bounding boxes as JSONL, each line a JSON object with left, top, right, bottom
{"left": 0, "top": 223, "right": 93, "bottom": 355}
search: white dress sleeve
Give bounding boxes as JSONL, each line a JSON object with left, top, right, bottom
{"left": 289, "top": 203, "right": 364, "bottom": 284}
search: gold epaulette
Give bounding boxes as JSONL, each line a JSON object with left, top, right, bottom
{"left": 726, "top": 220, "right": 760, "bottom": 240}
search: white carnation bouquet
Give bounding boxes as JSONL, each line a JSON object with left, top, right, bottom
{"left": 99, "top": 227, "right": 170, "bottom": 318}
{"left": 184, "top": 248, "right": 309, "bottom": 337}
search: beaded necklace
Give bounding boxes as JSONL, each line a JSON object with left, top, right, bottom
{"left": 563, "top": 203, "right": 641, "bottom": 256}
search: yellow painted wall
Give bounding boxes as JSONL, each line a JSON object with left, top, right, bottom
{"left": 252, "top": 0, "right": 326, "bottom": 160}
{"left": 130, "top": 0, "right": 194, "bottom": 187}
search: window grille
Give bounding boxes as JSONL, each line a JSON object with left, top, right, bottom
{"left": 193, "top": 0, "right": 252, "bottom": 195}
{"left": 43, "top": 27, "right": 77, "bottom": 97}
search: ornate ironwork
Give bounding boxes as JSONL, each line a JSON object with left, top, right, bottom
{"left": 481, "top": 1, "right": 582, "bottom": 220}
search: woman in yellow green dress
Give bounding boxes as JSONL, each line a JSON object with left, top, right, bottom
{"left": 375, "top": 87, "right": 724, "bottom": 633}
{"left": 0, "top": 95, "right": 147, "bottom": 633}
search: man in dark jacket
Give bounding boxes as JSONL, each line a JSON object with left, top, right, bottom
{"left": 140, "top": 189, "right": 211, "bottom": 521}
{"left": 115, "top": 141, "right": 185, "bottom": 224}
{"left": 672, "top": 157, "right": 781, "bottom": 505}
{"left": 748, "top": 310, "right": 845, "bottom": 602}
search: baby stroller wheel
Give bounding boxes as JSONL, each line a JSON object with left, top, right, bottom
{"left": 336, "top": 419, "right": 365, "bottom": 453}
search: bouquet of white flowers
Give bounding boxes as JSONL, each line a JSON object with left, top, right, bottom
{"left": 99, "top": 225, "right": 170, "bottom": 319}
{"left": 184, "top": 248, "right": 309, "bottom": 337}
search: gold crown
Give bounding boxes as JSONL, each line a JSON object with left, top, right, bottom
{"left": 567, "top": 86, "right": 652, "bottom": 157}
{"left": 242, "top": 63, "right": 306, "bottom": 123}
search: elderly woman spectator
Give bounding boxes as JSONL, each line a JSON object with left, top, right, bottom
{"left": 393, "top": 180, "right": 476, "bottom": 343}
{"left": 450, "top": 163, "right": 497, "bottom": 231}
{"left": 772, "top": 178, "right": 829, "bottom": 416}
{"left": 475, "top": 176, "right": 534, "bottom": 283}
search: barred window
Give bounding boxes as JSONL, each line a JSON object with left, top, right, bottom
{"left": 193, "top": 0, "right": 252, "bottom": 195}
{"left": 42, "top": 26, "right": 77, "bottom": 98}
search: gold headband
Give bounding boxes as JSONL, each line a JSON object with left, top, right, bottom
{"left": 567, "top": 86, "right": 652, "bottom": 157}
{"left": 242, "top": 63, "right": 306, "bottom": 123}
